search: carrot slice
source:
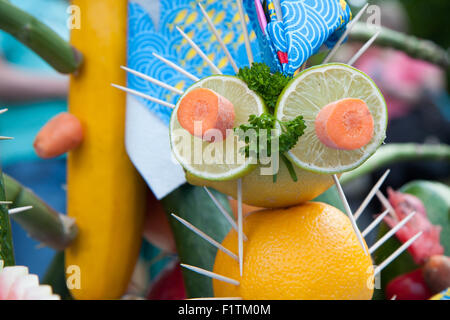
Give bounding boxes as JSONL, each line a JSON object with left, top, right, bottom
{"left": 34, "top": 112, "right": 83, "bottom": 159}
{"left": 315, "top": 98, "right": 374, "bottom": 150}
{"left": 177, "top": 88, "right": 235, "bottom": 142}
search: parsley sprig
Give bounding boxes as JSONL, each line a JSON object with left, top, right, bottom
{"left": 235, "top": 113, "right": 306, "bottom": 182}
{"left": 237, "top": 63, "right": 292, "bottom": 113}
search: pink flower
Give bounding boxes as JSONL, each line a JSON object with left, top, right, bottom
{"left": 0, "top": 260, "right": 60, "bottom": 300}
{"left": 383, "top": 188, "right": 444, "bottom": 265}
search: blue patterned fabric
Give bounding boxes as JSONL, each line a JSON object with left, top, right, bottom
{"left": 246, "top": 0, "right": 352, "bottom": 76}
{"left": 127, "top": 0, "right": 260, "bottom": 125}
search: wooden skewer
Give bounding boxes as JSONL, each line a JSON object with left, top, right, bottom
{"left": 323, "top": 3, "right": 369, "bottom": 64}
{"left": 332, "top": 174, "right": 368, "bottom": 255}
{"left": 181, "top": 263, "right": 240, "bottom": 286}
{"left": 0, "top": 108, "right": 7, "bottom": 115}
{"left": 8, "top": 206, "right": 33, "bottom": 215}
{"left": 361, "top": 209, "right": 389, "bottom": 237}
{"left": 176, "top": 26, "right": 222, "bottom": 75}
{"left": 111, "top": 84, "right": 175, "bottom": 108}
{"left": 203, "top": 187, "right": 248, "bottom": 240}
{"left": 347, "top": 30, "right": 381, "bottom": 66}
{"left": 236, "top": 0, "right": 253, "bottom": 65}
{"left": 0, "top": 201, "right": 12, "bottom": 205}
{"left": 0, "top": 136, "right": 13, "bottom": 140}
{"left": 171, "top": 213, "right": 238, "bottom": 261}
{"left": 391, "top": 295, "right": 397, "bottom": 300}
{"left": 369, "top": 211, "right": 417, "bottom": 254}
{"left": 152, "top": 52, "right": 200, "bottom": 81}
{"left": 237, "top": 179, "right": 244, "bottom": 276}
{"left": 374, "top": 231, "right": 423, "bottom": 276}
{"left": 120, "top": 66, "right": 184, "bottom": 95}
{"left": 354, "top": 169, "right": 390, "bottom": 220}
{"left": 376, "top": 190, "right": 398, "bottom": 220}
{"left": 198, "top": 3, "right": 239, "bottom": 73}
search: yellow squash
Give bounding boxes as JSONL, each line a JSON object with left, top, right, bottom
{"left": 66, "top": 0, "right": 146, "bottom": 299}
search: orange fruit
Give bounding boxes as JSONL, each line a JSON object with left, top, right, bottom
{"left": 213, "top": 202, "right": 374, "bottom": 300}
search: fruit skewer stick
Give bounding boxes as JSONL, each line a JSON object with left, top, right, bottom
{"left": 8, "top": 206, "right": 32, "bottom": 215}
{"left": 368, "top": 210, "right": 417, "bottom": 254}
{"left": 237, "top": 179, "right": 244, "bottom": 276}
{"left": 236, "top": 0, "right": 253, "bottom": 64}
{"left": 120, "top": 66, "right": 184, "bottom": 95}
{"left": 347, "top": 30, "right": 381, "bottom": 66}
{"left": 204, "top": 187, "right": 248, "bottom": 240}
{"left": 198, "top": 2, "right": 239, "bottom": 73}
{"left": 0, "top": 108, "right": 7, "bottom": 115}
{"left": 67, "top": 0, "right": 146, "bottom": 299}
{"left": 354, "top": 169, "right": 390, "bottom": 220}
{"left": 111, "top": 84, "right": 175, "bottom": 109}
{"left": 176, "top": 26, "right": 222, "bottom": 75}
{"left": 332, "top": 175, "right": 368, "bottom": 254}
{"left": 361, "top": 209, "right": 390, "bottom": 237}
{"left": 374, "top": 231, "right": 423, "bottom": 276}
{"left": 323, "top": 3, "right": 369, "bottom": 64}
{"left": 171, "top": 213, "right": 238, "bottom": 261}
{"left": 0, "top": 137, "right": 13, "bottom": 140}
{"left": 181, "top": 263, "right": 240, "bottom": 286}
{"left": 152, "top": 53, "right": 200, "bottom": 81}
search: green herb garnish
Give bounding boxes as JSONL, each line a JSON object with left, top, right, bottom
{"left": 237, "top": 63, "right": 292, "bottom": 113}
{"left": 235, "top": 113, "right": 306, "bottom": 182}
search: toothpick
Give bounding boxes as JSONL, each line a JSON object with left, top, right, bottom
{"left": 332, "top": 174, "right": 368, "bottom": 255}
{"left": 237, "top": 179, "right": 244, "bottom": 276}
{"left": 361, "top": 209, "right": 389, "bottom": 237}
{"left": 0, "top": 136, "right": 13, "bottom": 140}
{"left": 120, "top": 66, "right": 184, "bottom": 95}
{"left": 152, "top": 53, "right": 200, "bottom": 81}
{"left": 176, "top": 26, "right": 222, "bottom": 75}
{"left": 347, "top": 30, "right": 381, "bottom": 66}
{"left": 391, "top": 295, "right": 397, "bottom": 300}
{"left": 236, "top": 0, "right": 254, "bottom": 65}
{"left": 0, "top": 108, "right": 7, "bottom": 115}
{"left": 0, "top": 201, "right": 12, "bottom": 205}
{"left": 374, "top": 231, "right": 423, "bottom": 276}
{"left": 354, "top": 169, "right": 390, "bottom": 220}
{"left": 198, "top": 3, "right": 239, "bottom": 73}
{"left": 171, "top": 213, "right": 238, "bottom": 261}
{"left": 203, "top": 187, "right": 247, "bottom": 240}
{"left": 376, "top": 190, "right": 398, "bottom": 220}
{"left": 369, "top": 211, "right": 417, "bottom": 254}
{"left": 111, "top": 84, "right": 175, "bottom": 108}
{"left": 323, "top": 3, "right": 369, "bottom": 64}
{"left": 180, "top": 263, "right": 240, "bottom": 286}
{"left": 8, "top": 206, "right": 33, "bottom": 215}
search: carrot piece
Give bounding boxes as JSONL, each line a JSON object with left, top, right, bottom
{"left": 34, "top": 112, "right": 83, "bottom": 159}
{"left": 177, "top": 88, "right": 235, "bottom": 142}
{"left": 315, "top": 98, "right": 374, "bottom": 150}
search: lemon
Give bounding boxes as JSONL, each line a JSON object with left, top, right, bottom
{"left": 276, "top": 63, "right": 388, "bottom": 174}
{"left": 213, "top": 202, "right": 374, "bottom": 300}
{"left": 186, "top": 162, "right": 334, "bottom": 208}
{"left": 170, "top": 75, "right": 266, "bottom": 181}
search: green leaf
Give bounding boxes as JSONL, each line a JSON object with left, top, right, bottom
{"left": 161, "top": 184, "right": 232, "bottom": 298}
{"left": 373, "top": 180, "right": 450, "bottom": 298}
{"left": 0, "top": 170, "right": 14, "bottom": 266}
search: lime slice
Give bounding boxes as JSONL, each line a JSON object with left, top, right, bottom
{"left": 170, "top": 75, "right": 266, "bottom": 181}
{"left": 276, "top": 63, "right": 387, "bottom": 174}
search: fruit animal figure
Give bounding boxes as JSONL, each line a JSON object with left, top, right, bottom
{"left": 213, "top": 202, "right": 374, "bottom": 300}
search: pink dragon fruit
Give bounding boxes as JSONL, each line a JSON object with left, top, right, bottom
{"left": 383, "top": 188, "right": 444, "bottom": 265}
{"left": 0, "top": 260, "right": 60, "bottom": 300}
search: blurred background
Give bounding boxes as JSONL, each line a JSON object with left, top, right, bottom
{"left": 0, "top": 0, "right": 449, "bottom": 296}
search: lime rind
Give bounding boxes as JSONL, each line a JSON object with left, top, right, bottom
{"left": 169, "top": 75, "right": 267, "bottom": 181}
{"left": 275, "top": 63, "right": 388, "bottom": 174}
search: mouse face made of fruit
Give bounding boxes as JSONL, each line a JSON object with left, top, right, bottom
{"left": 167, "top": 60, "right": 388, "bottom": 300}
